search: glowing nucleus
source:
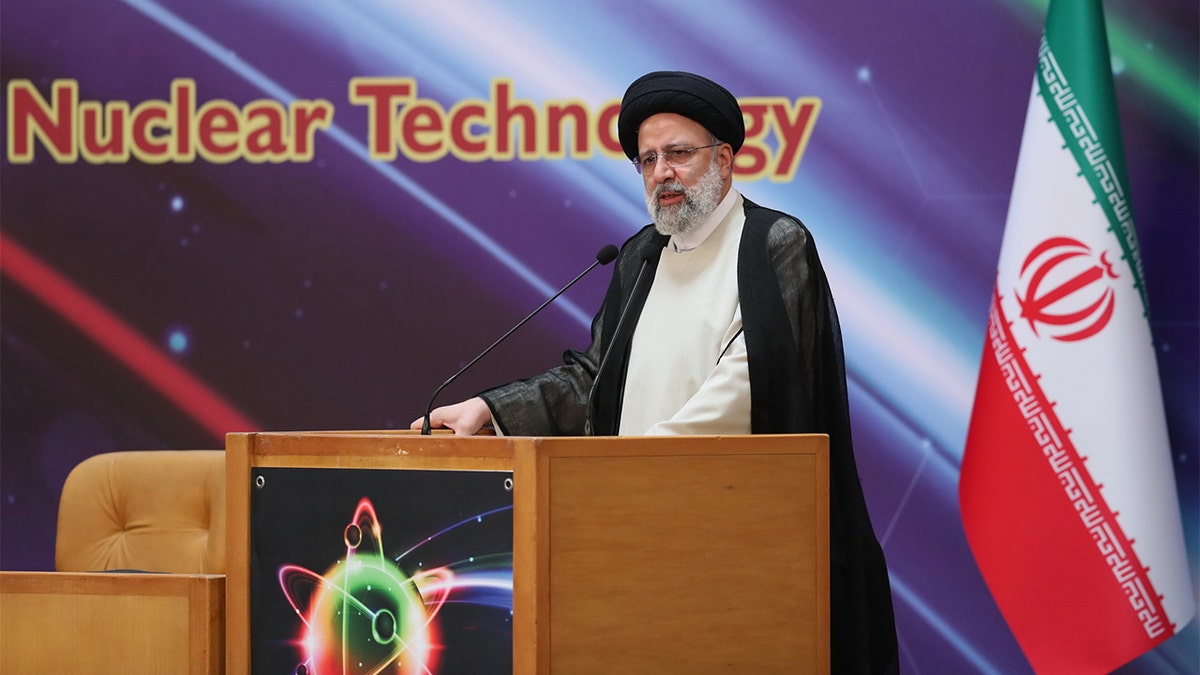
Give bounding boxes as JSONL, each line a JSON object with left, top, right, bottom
{"left": 279, "top": 498, "right": 453, "bottom": 675}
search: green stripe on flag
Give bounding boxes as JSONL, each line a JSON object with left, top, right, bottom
{"left": 1009, "top": 0, "right": 1200, "bottom": 134}
{"left": 1035, "top": 0, "right": 1150, "bottom": 314}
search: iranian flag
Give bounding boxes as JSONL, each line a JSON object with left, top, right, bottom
{"left": 959, "top": 0, "right": 1195, "bottom": 673}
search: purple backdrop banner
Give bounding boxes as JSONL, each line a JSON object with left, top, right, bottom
{"left": 2, "top": 0, "right": 1196, "bottom": 672}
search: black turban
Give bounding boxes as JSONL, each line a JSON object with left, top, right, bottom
{"left": 617, "top": 71, "right": 745, "bottom": 160}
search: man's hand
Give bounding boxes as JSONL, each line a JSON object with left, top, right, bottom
{"left": 410, "top": 397, "right": 492, "bottom": 436}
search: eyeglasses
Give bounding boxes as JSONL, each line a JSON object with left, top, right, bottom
{"left": 633, "top": 143, "right": 722, "bottom": 175}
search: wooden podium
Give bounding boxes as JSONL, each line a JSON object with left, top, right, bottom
{"left": 226, "top": 431, "right": 829, "bottom": 674}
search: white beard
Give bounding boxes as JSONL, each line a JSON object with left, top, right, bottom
{"left": 645, "top": 158, "right": 724, "bottom": 237}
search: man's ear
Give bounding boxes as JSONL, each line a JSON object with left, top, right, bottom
{"left": 719, "top": 144, "right": 736, "bottom": 178}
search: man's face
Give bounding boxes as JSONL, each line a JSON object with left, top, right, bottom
{"left": 637, "top": 113, "right": 733, "bottom": 236}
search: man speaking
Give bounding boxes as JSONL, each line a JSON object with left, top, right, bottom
{"left": 416, "top": 70, "right": 899, "bottom": 675}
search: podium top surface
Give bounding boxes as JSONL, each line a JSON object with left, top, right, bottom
{"left": 227, "top": 430, "right": 829, "bottom": 469}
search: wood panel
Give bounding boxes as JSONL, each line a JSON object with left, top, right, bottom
{"left": 530, "top": 435, "right": 829, "bottom": 675}
{"left": 0, "top": 571, "right": 224, "bottom": 675}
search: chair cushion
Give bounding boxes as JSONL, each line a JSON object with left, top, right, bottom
{"left": 55, "top": 450, "right": 225, "bottom": 574}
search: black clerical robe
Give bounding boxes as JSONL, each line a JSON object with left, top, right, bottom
{"left": 481, "top": 197, "right": 900, "bottom": 675}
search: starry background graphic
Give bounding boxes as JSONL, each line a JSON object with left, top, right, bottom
{"left": 1, "top": 0, "right": 1196, "bottom": 673}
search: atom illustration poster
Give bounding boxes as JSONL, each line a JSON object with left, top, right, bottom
{"left": 250, "top": 467, "right": 515, "bottom": 674}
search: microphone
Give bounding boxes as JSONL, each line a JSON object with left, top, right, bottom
{"left": 585, "top": 254, "right": 652, "bottom": 436}
{"left": 421, "top": 244, "right": 619, "bottom": 435}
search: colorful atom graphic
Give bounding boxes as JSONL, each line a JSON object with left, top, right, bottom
{"left": 278, "top": 498, "right": 455, "bottom": 675}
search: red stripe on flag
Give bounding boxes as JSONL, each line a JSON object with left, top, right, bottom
{"left": 0, "top": 231, "right": 258, "bottom": 440}
{"left": 960, "top": 289, "right": 1174, "bottom": 675}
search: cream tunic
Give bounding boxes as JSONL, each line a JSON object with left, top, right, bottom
{"left": 619, "top": 190, "right": 752, "bottom": 435}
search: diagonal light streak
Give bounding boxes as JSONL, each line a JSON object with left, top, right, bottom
{"left": 889, "top": 573, "right": 1008, "bottom": 675}
{"left": 120, "top": 0, "right": 592, "bottom": 328}
{"left": 0, "top": 230, "right": 258, "bottom": 438}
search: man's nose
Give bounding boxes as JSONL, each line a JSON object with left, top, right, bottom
{"left": 650, "top": 159, "right": 677, "bottom": 181}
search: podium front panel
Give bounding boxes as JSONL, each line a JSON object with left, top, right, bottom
{"left": 227, "top": 432, "right": 518, "bottom": 675}
{"left": 521, "top": 434, "right": 830, "bottom": 675}
{"left": 249, "top": 466, "right": 513, "bottom": 674}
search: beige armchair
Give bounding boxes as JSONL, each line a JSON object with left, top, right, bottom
{"left": 55, "top": 449, "right": 226, "bottom": 574}
{"left": 2, "top": 450, "right": 228, "bottom": 673}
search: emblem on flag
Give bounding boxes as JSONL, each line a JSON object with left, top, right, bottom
{"left": 1016, "top": 236, "right": 1118, "bottom": 342}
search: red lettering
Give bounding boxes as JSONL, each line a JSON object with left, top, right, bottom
{"left": 596, "top": 103, "right": 622, "bottom": 155}
{"left": 401, "top": 102, "right": 444, "bottom": 155}
{"left": 349, "top": 79, "right": 414, "bottom": 158}
{"left": 7, "top": 80, "right": 75, "bottom": 161}
{"left": 292, "top": 103, "right": 332, "bottom": 158}
{"left": 131, "top": 104, "right": 169, "bottom": 156}
{"left": 80, "top": 103, "right": 125, "bottom": 159}
{"left": 174, "top": 79, "right": 193, "bottom": 159}
{"left": 736, "top": 102, "right": 770, "bottom": 176}
{"left": 244, "top": 104, "right": 287, "bottom": 156}
{"left": 197, "top": 104, "right": 239, "bottom": 158}
{"left": 450, "top": 103, "right": 488, "bottom": 154}
{"left": 772, "top": 100, "right": 818, "bottom": 179}
{"left": 547, "top": 103, "right": 587, "bottom": 155}
{"left": 494, "top": 80, "right": 537, "bottom": 156}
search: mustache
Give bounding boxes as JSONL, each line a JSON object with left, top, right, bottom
{"left": 652, "top": 180, "right": 686, "bottom": 199}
